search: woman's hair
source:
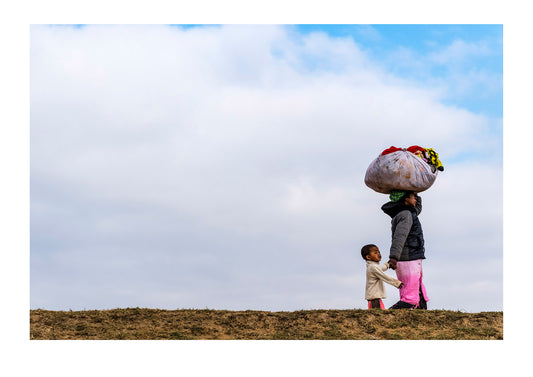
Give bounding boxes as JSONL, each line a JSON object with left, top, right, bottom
{"left": 361, "top": 244, "right": 377, "bottom": 260}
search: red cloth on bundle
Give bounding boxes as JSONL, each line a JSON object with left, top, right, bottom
{"left": 406, "top": 145, "right": 427, "bottom": 160}
{"left": 381, "top": 146, "right": 403, "bottom": 155}
{"left": 406, "top": 145, "right": 426, "bottom": 155}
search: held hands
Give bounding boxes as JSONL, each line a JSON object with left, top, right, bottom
{"left": 399, "top": 282, "right": 404, "bottom": 289}
{"left": 387, "top": 258, "right": 398, "bottom": 270}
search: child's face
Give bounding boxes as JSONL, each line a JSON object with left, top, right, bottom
{"left": 366, "top": 246, "right": 381, "bottom": 262}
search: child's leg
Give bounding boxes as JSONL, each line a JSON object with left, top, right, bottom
{"left": 395, "top": 260, "right": 422, "bottom": 306}
{"left": 368, "top": 299, "right": 383, "bottom": 309}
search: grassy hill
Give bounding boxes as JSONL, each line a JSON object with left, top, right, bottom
{"left": 30, "top": 308, "right": 502, "bottom": 340}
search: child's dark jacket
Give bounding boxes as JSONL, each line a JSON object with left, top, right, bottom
{"left": 381, "top": 195, "right": 425, "bottom": 261}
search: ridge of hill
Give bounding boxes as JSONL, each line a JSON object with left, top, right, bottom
{"left": 30, "top": 308, "right": 503, "bottom": 340}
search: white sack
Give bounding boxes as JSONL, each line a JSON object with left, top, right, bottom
{"left": 364, "top": 150, "right": 438, "bottom": 194}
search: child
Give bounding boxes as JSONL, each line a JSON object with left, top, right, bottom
{"left": 361, "top": 244, "right": 403, "bottom": 309}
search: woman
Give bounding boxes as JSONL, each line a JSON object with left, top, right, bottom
{"left": 381, "top": 190, "right": 428, "bottom": 309}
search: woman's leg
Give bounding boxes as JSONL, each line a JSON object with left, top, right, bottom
{"left": 395, "top": 260, "right": 423, "bottom": 306}
{"left": 418, "top": 263, "right": 429, "bottom": 309}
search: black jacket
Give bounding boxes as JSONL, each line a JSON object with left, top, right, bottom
{"left": 381, "top": 196, "right": 425, "bottom": 261}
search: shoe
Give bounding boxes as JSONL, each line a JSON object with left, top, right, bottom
{"left": 389, "top": 300, "right": 417, "bottom": 309}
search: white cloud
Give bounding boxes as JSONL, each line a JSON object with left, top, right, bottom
{"left": 428, "top": 39, "right": 494, "bottom": 65}
{"left": 30, "top": 25, "right": 502, "bottom": 312}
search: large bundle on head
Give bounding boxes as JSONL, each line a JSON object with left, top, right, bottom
{"left": 364, "top": 146, "right": 443, "bottom": 194}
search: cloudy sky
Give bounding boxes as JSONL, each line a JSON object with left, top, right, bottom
{"left": 30, "top": 24, "right": 503, "bottom": 312}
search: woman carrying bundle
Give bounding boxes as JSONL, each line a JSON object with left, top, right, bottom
{"left": 381, "top": 190, "right": 429, "bottom": 309}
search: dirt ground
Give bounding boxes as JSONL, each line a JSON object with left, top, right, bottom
{"left": 30, "top": 308, "right": 503, "bottom": 340}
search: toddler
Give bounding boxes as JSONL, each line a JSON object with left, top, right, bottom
{"left": 361, "top": 244, "right": 403, "bottom": 309}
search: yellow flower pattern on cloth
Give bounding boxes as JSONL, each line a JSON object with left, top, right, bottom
{"left": 425, "top": 148, "right": 444, "bottom": 171}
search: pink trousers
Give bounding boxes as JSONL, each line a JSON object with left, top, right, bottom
{"left": 395, "top": 260, "right": 429, "bottom": 306}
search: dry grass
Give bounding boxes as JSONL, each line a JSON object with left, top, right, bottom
{"left": 30, "top": 308, "right": 503, "bottom": 340}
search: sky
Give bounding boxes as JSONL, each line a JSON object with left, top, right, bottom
{"left": 29, "top": 24, "right": 503, "bottom": 313}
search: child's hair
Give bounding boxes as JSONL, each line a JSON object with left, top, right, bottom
{"left": 361, "top": 244, "right": 377, "bottom": 260}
